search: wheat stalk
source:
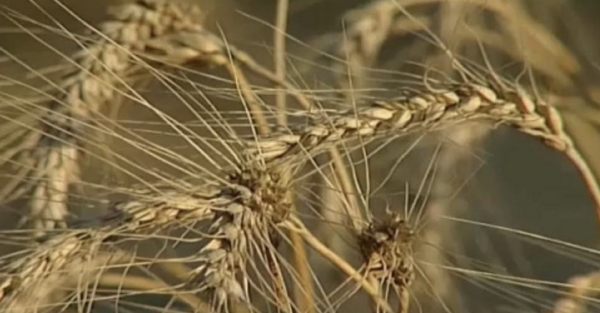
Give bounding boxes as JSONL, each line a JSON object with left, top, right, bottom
{"left": 0, "top": 76, "right": 591, "bottom": 312}
{"left": 1, "top": 1, "right": 599, "bottom": 313}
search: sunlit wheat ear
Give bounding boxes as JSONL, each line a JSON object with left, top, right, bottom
{"left": 0, "top": 0, "right": 235, "bottom": 238}
{"left": 247, "top": 81, "right": 572, "bottom": 163}
{"left": 187, "top": 165, "right": 292, "bottom": 312}
{"left": 357, "top": 210, "right": 414, "bottom": 313}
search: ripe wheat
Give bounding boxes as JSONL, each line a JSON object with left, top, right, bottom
{"left": 0, "top": 1, "right": 599, "bottom": 313}
{"left": 0, "top": 73, "right": 589, "bottom": 312}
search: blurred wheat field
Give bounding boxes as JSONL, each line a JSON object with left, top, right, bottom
{"left": 0, "top": 0, "right": 600, "bottom": 313}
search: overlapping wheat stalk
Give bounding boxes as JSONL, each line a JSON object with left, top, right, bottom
{"left": 1, "top": 1, "right": 600, "bottom": 313}
{"left": 305, "top": 0, "right": 595, "bottom": 309}
{"left": 1, "top": 67, "right": 596, "bottom": 312}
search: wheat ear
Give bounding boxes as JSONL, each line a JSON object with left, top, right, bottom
{"left": 357, "top": 210, "right": 414, "bottom": 313}
{"left": 0, "top": 162, "right": 297, "bottom": 313}
{"left": 246, "top": 78, "right": 600, "bottom": 219}
{"left": 0, "top": 75, "right": 594, "bottom": 313}
{"left": 247, "top": 82, "right": 569, "bottom": 163}
{"left": 0, "top": 0, "right": 232, "bottom": 237}
{"left": 0, "top": 185, "right": 215, "bottom": 312}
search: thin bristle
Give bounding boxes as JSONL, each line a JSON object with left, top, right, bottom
{"left": 0, "top": 1, "right": 599, "bottom": 313}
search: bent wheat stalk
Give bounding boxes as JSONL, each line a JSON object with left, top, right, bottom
{"left": 246, "top": 79, "right": 600, "bottom": 220}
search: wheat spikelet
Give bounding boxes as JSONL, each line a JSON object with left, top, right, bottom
{"left": 247, "top": 81, "right": 570, "bottom": 165}
{"left": 187, "top": 167, "right": 291, "bottom": 311}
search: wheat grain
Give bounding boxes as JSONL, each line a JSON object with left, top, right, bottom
{"left": 246, "top": 82, "right": 570, "bottom": 164}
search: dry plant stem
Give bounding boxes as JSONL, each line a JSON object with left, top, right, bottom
{"left": 287, "top": 208, "right": 315, "bottom": 313}
{"left": 553, "top": 270, "right": 600, "bottom": 313}
{"left": 564, "top": 147, "right": 600, "bottom": 226}
{"left": 0, "top": 0, "right": 227, "bottom": 237}
{"left": 283, "top": 217, "right": 394, "bottom": 313}
{"left": 264, "top": 247, "right": 293, "bottom": 313}
{"left": 225, "top": 62, "right": 270, "bottom": 135}
{"left": 274, "top": 0, "right": 289, "bottom": 127}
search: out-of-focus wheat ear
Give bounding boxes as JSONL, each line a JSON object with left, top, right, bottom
{"left": 186, "top": 167, "right": 292, "bottom": 312}
{"left": 302, "top": 0, "right": 421, "bottom": 88}
{"left": 0, "top": 0, "right": 236, "bottom": 238}
{"left": 553, "top": 270, "right": 600, "bottom": 313}
{"left": 0, "top": 228, "right": 128, "bottom": 313}
{"left": 357, "top": 210, "right": 414, "bottom": 313}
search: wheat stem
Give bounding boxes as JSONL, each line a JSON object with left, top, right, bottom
{"left": 284, "top": 216, "right": 394, "bottom": 313}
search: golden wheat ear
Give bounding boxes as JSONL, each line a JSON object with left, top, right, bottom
{"left": 357, "top": 211, "right": 414, "bottom": 313}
